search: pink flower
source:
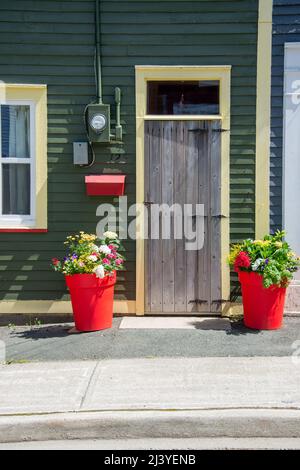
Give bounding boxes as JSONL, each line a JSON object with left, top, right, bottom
{"left": 102, "top": 258, "right": 110, "bottom": 265}
{"left": 107, "top": 253, "right": 117, "bottom": 260}
{"left": 234, "top": 251, "right": 251, "bottom": 273}
{"left": 108, "top": 244, "right": 115, "bottom": 250}
{"left": 116, "top": 259, "right": 123, "bottom": 266}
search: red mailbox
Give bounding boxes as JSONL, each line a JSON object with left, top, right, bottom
{"left": 85, "top": 175, "right": 126, "bottom": 196}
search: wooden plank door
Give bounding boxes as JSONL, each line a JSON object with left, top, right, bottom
{"left": 144, "top": 120, "right": 221, "bottom": 314}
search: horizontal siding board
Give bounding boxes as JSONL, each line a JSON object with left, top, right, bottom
{"left": 102, "top": 24, "right": 258, "bottom": 34}
{"left": 0, "top": 11, "right": 94, "bottom": 23}
{"left": 101, "top": 12, "right": 258, "bottom": 24}
{"left": 101, "top": 1, "right": 258, "bottom": 13}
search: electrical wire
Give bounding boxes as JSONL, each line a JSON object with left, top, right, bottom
{"left": 79, "top": 0, "right": 123, "bottom": 168}
{"left": 81, "top": 102, "right": 96, "bottom": 168}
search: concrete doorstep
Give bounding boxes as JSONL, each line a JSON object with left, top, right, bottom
{"left": 0, "top": 357, "right": 300, "bottom": 443}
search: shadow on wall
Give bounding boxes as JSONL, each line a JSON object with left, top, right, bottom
{"left": 0, "top": 236, "right": 135, "bottom": 301}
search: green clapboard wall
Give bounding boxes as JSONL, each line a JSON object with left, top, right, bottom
{"left": 0, "top": 0, "right": 258, "bottom": 302}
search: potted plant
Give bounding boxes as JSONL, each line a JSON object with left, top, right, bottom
{"left": 51, "top": 231, "right": 125, "bottom": 332}
{"left": 228, "top": 231, "right": 300, "bottom": 330}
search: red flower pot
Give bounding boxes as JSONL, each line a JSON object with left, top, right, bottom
{"left": 238, "top": 271, "right": 286, "bottom": 330}
{"left": 65, "top": 271, "right": 116, "bottom": 332}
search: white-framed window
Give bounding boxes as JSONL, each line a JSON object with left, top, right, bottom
{"left": 283, "top": 43, "right": 300, "bottom": 279}
{"left": 0, "top": 100, "right": 36, "bottom": 228}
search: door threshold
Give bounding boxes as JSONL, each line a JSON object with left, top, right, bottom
{"left": 119, "top": 316, "right": 231, "bottom": 330}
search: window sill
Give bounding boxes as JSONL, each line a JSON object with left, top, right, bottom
{"left": 0, "top": 228, "right": 47, "bottom": 233}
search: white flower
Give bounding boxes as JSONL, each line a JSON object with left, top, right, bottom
{"left": 103, "top": 231, "right": 118, "bottom": 240}
{"left": 91, "top": 244, "right": 99, "bottom": 253}
{"left": 99, "top": 244, "right": 111, "bottom": 255}
{"left": 252, "top": 258, "right": 264, "bottom": 271}
{"left": 88, "top": 255, "right": 98, "bottom": 262}
{"left": 94, "top": 265, "right": 105, "bottom": 279}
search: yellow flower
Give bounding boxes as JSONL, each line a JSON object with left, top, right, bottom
{"left": 253, "top": 240, "right": 270, "bottom": 247}
{"left": 228, "top": 244, "right": 242, "bottom": 266}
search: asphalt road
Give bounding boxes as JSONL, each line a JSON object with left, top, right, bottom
{"left": 0, "top": 317, "right": 299, "bottom": 362}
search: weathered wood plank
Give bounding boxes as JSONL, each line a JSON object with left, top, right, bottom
{"left": 196, "top": 121, "right": 211, "bottom": 313}
{"left": 174, "top": 122, "right": 187, "bottom": 313}
{"left": 161, "top": 122, "right": 175, "bottom": 312}
{"left": 210, "top": 122, "right": 222, "bottom": 313}
{"left": 185, "top": 121, "right": 201, "bottom": 313}
{"left": 144, "top": 121, "right": 151, "bottom": 313}
{"left": 148, "top": 121, "right": 163, "bottom": 312}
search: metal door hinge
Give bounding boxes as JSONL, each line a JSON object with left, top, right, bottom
{"left": 189, "top": 299, "right": 208, "bottom": 305}
{"left": 188, "top": 128, "right": 208, "bottom": 133}
{"left": 213, "top": 129, "right": 230, "bottom": 133}
{"left": 211, "top": 214, "right": 228, "bottom": 219}
{"left": 143, "top": 201, "right": 154, "bottom": 206}
{"left": 211, "top": 299, "right": 227, "bottom": 304}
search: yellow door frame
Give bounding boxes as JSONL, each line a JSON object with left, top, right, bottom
{"left": 135, "top": 65, "right": 231, "bottom": 315}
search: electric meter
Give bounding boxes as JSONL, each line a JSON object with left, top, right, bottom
{"left": 86, "top": 103, "right": 111, "bottom": 143}
{"left": 90, "top": 114, "right": 107, "bottom": 133}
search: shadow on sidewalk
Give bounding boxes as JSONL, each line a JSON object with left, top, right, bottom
{"left": 190, "top": 319, "right": 231, "bottom": 331}
{"left": 227, "top": 320, "right": 261, "bottom": 336}
{"left": 189, "top": 318, "right": 260, "bottom": 336}
{"left": 11, "top": 325, "right": 73, "bottom": 341}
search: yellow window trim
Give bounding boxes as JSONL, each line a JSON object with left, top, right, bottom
{"left": 0, "top": 83, "right": 47, "bottom": 230}
{"left": 135, "top": 65, "right": 231, "bottom": 315}
{"left": 255, "top": 0, "right": 273, "bottom": 238}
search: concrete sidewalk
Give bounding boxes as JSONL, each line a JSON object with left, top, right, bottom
{"left": 1, "top": 356, "right": 300, "bottom": 442}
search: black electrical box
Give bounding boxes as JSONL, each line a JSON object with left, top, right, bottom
{"left": 87, "top": 103, "right": 111, "bottom": 143}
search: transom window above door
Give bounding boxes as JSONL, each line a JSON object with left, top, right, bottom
{"left": 147, "top": 80, "right": 220, "bottom": 116}
{"left": 0, "top": 101, "right": 34, "bottom": 227}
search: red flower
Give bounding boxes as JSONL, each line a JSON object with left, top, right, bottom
{"left": 52, "top": 258, "right": 60, "bottom": 266}
{"left": 234, "top": 251, "right": 251, "bottom": 273}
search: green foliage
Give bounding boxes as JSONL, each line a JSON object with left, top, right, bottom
{"left": 228, "top": 230, "right": 300, "bottom": 288}
{"left": 25, "top": 317, "right": 42, "bottom": 330}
